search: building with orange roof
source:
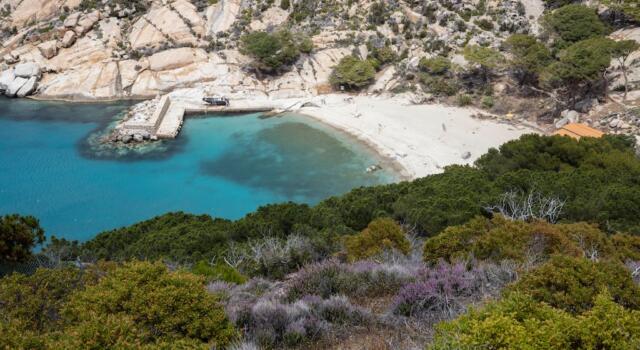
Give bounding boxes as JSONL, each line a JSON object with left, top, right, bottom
{"left": 554, "top": 123, "right": 604, "bottom": 139}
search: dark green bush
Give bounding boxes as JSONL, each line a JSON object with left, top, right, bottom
{"left": 329, "top": 56, "right": 376, "bottom": 90}
{"left": 418, "top": 56, "right": 451, "bottom": 75}
{"left": 541, "top": 4, "right": 607, "bottom": 49}
{"left": 240, "top": 30, "right": 311, "bottom": 73}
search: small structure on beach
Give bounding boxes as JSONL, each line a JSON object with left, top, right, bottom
{"left": 554, "top": 123, "right": 604, "bottom": 140}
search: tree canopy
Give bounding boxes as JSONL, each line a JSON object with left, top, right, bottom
{"left": 0, "top": 214, "right": 45, "bottom": 263}
{"left": 542, "top": 4, "right": 608, "bottom": 50}
{"left": 329, "top": 56, "right": 377, "bottom": 90}
{"left": 240, "top": 30, "right": 311, "bottom": 73}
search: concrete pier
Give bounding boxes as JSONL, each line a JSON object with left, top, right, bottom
{"left": 119, "top": 96, "right": 276, "bottom": 140}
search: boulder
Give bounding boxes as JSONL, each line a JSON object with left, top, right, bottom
{"left": 38, "top": 40, "right": 58, "bottom": 59}
{"left": 0, "top": 69, "right": 15, "bottom": 90}
{"left": 74, "top": 10, "right": 101, "bottom": 36}
{"left": 61, "top": 31, "right": 77, "bottom": 48}
{"left": 574, "top": 98, "right": 597, "bottom": 113}
{"left": 16, "top": 76, "right": 37, "bottom": 97}
{"left": 2, "top": 53, "right": 18, "bottom": 64}
{"left": 555, "top": 117, "right": 570, "bottom": 129}
{"left": 609, "top": 119, "right": 620, "bottom": 128}
{"left": 566, "top": 110, "right": 580, "bottom": 123}
{"left": 461, "top": 151, "right": 472, "bottom": 160}
{"left": 5, "top": 77, "right": 28, "bottom": 97}
{"left": 64, "top": 12, "right": 81, "bottom": 28}
{"left": 14, "top": 62, "right": 41, "bottom": 78}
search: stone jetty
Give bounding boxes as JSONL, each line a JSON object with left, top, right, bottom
{"left": 113, "top": 94, "right": 276, "bottom": 143}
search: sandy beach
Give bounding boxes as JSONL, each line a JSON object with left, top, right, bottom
{"left": 295, "top": 94, "right": 539, "bottom": 179}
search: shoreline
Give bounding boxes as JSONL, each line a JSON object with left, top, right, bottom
{"left": 297, "top": 111, "right": 413, "bottom": 181}
{"left": 16, "top": 92, "right": 539, "bottom": 180}
{"left": 293, "top": 94, "right": 539, "bottom": 179}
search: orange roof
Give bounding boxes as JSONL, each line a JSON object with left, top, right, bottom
{"left": 554, "top": 123, "right": 604, "bottom": 139}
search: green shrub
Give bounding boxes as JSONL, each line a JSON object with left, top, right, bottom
{"left": 422, "top": 216, "right": 615, "bottom": 264}
{"left": 430, "top": 291, "right": 640, "bottom": 350}
{"left": 191, "top": 260, "right": 248, "bottom": 284}
{"left": 418, "top": 56, "right": 451, "bottom": 75}
{"left": 280, "top": 0, "right": 290, "bottom": 10}
{"left": 508, "top": 255, "right": 640, "bottom": 314}
{"left": 63, "top": 261, "right": 237, "bottom": 347}
{"left": 344, "top": 218, "right": 410, "bottom": 261}
{"left": 474, "top": 18, "right": 494, "bottom": 31}
{"left": 0, "top": 267, "right": 91, "bottom": 334}
{"left": 329, "top": 56, "right": 376, "bottom": 90}
{"left": 611, "top": 234, "right": 640, "bottom": 261}
{"left": 419, "top": 74, "right": 458, "bottom": 96}
{"left": 373, "top": 46, "right": 397, "bottom": 65}
{"left": 240, "top": 30, "right": 311, "bottom": 73}
{"left": 481, "top": 95, "right": 494, "bottom": 108}
{"left": 456, "top": 93, "right": 473, "bottom": 106}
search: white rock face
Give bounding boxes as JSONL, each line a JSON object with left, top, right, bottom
{"left": 206, "top": 0, "right": 242, "bottom": 35}
{"left": 6, "top": 77, "right": 28, "bottom": 97}
{"left": 148, "top": 48, "right": 208, "bottom": 72}
{"left": 249, "top": 7, "right": 289, "bottom": 31}
{"left": 129, "top": 6, "right": 198, "bottom": 50}
{"left": 48, "top": 37, "right": 110, "bottom": 71}
{"left": 172, "top": 0, "right": 206, "bottom": 36}
{"left": 38, "top": 61, "right": 121, "bottom": 99}
{"left": 37, "top": 40, "right": 58, "bottom": 59}
{"left": 7, "top": 0, "right": 81, "bottom": 26}
{"left": 16, "top": 76, "right": 38, "bottom": 97}
{"left": 14, "top": 62, "right": 41, "bottom": 78}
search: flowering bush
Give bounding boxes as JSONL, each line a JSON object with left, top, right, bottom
{"left": 286, "top": 260, "right": 414, "bottom": 300}
{"left": 391, "top": 261, "right": 517, "bottom": 319}
{"left": 391, "top": 262, "right": 477, "bottom": 318}
{"left": 231, "top": 295, "right": 371, "bottom": 348}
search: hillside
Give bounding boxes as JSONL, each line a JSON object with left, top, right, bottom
{"left": 3, "top": 0, "right": 640, "bottom": 348}
{"left": 0, "top": 0, "right": 640, "bottom": 144}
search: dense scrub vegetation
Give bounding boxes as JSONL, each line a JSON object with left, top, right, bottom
{"left": 240, "top": 30, "right": 312, "bottom": 74}
{"left": 40, "top": 133, "right": 637, "bottom": 265}
{"left": 2, "top": 134, "right": 640, "bottom": 348}
{"left": 0, "top": 261, "right": 236, "bottom": 349}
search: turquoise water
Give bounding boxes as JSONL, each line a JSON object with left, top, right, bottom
{"left": 0, "top": 98, "right": 397, "bottom": 241}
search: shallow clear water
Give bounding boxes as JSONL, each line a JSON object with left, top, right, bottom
{"left": 0, "top": 98, "right": 397, "bottom": 241}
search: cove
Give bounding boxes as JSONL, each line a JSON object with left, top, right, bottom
{"left": 0, "top": 98, "right": 397, "bottom": 241}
